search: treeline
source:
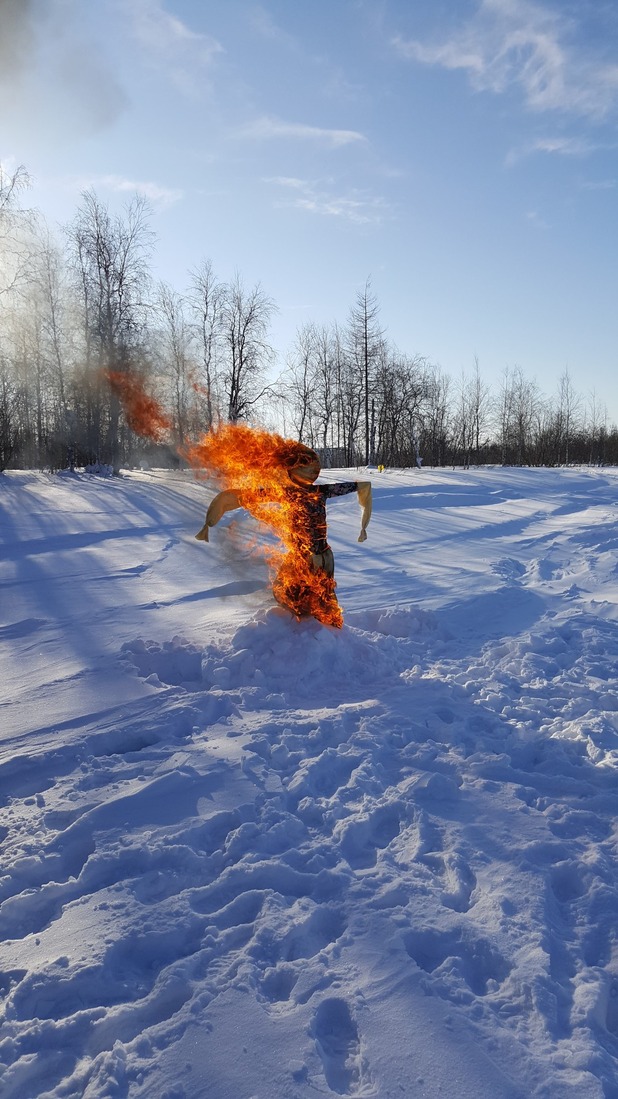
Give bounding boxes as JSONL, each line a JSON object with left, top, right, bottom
{"left": 1, "top": 165, "right": 617, "bottom": 473}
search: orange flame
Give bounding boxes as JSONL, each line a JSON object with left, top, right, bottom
{"left": 103, "top": 368, "right": 343, "bottom": 627}
{"left": 185, "top": 424, "right": 343, "bottom": 628}
{"left": 104, "top": 370, "right": 172, "bottom": 442}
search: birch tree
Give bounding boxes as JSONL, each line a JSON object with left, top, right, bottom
{"left": 67, "top": 191, "right": 154, "bottom": 466}
{"left": 219, "top": 273, "right": 276, "bottom": 423}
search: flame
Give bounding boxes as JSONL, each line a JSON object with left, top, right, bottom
{"left": 104, "top": 370, "right": 172, "bottom": 442}
{"left": 185, "top": 424, "right": 344, "bottom": 628}
{"left": 103, "top": 369, "right": 343, "bottom": 627}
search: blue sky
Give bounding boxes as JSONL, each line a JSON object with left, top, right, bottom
{"left": 2, "top": 0, "right": 617, "bottom": 422}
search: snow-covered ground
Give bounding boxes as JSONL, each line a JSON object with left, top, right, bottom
{"left": 2, "top": 463, "right": 618, "bottom": 1099}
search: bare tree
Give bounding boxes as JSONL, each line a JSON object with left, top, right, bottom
{"left": 285, "top": 322, "right": 317, "bottom": 442}
{"left": 4, "top": 167, "right": 618, "bottom": 471}
{"left": 284, "top": 320, "right": 340, "bottom": 457}
{"left": 468, "top": 357, "right": 491, "bottom": 462}
{"left": 67, "top": 190, "right": 154, "bottom": 466}
{"left": 310, "top": 324, "right": 338, "bottom": 455}
{"left": 31, "top": 226, "right": 83, "bottom": 468}
{"left": 347, "top": 277, "right": 384, "bottom": 464}
{"left": 219, "top": 273, "right": 276, "bottom": 422}
{"left": 451, "top": 360, "right": 492, "bottom": 467}
{"left": 497, "top": 368, "right": 513, "bottom": 465}
{"left": 0, "top": 346, "right": 18, "bottom": 470}
{"left": 188, "top": 259, "right": 224, "bottom": 431}
{"left": 0, "top": 164, "right": 29, "bottom": 217}
{"left": 585, "top": 390, "right": 607, "bottom": 466}
{"left": 155, "top": 282, "right": 196, "bottom": 447}
{"left": 498, "top": 367, "right": 541, "bottom": 465}
{"left": 0, "top": 233, "right": 64, "bottom": 469}
{"left": 374, "top": 349, "right": 426, "bottom": 467}
{"left": 338, "top": 349, "right": 363, "bottom": 465}
{"left": 0, "top": 163, "right": 35, "bottom": 300}
{"left": 453, "top": 369, "right": 473, "bottom": 468}
{"left": 556, "top": 369, "right": 582, "bottom": 465}
{"left": 420, "top": 365, "right": 452, "bottom": 467}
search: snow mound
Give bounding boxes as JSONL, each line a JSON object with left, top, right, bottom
{"left": 121, "top": 636, "right": 203, "bottom": 686}
{"left": 197, "top": 605, "right": 447, "bottom": 698}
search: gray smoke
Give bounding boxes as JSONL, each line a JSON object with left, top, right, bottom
{"left": 0, "top": 0, "right": 128, "bottom": 137}
{"left": 0, "top": 0, "right": 37, "bottom": 81}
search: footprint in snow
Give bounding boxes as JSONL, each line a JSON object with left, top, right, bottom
{"left": 404, "top": 927, "right": 511, "bottom": 997}
{"left": 491, "top": 558, "right": 526, "bottom": 583}
{"left": 260, "top": 963, "right": 298, "bottom": 1004}
{"left": 549, "top": 861, "right": 587, "bottom": 905}
{"left": 605, "top": 978, "right": 618, "bottom": 1038}
{"left": 531, "top": 556, "right": 564, "bottom": 582}
{"left": 313, "top": 997, "right": 373, "bottom": 1096}
{"left": 438, "top": 852, "right": 478, "bottom": 913}
{"left": 339, "top": 805, "right": 402, "bottom": 870}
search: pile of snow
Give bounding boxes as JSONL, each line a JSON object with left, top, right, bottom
{"left": 1, "top": 464, "right": 618, "bottom": 1097}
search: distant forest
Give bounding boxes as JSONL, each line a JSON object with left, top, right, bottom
{"left": 2, "top": 164, "right": 617, "bottom": 473}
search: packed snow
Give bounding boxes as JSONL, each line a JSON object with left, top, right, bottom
{"left": 1, "top": 463, "right": 618, "bottom": 1099}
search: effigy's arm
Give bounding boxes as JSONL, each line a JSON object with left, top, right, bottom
{"left": 356, "top": 481, "right": 372, "bottom": 542}
{"left": 195, "top": 489, "right": 242, "bottom": 542}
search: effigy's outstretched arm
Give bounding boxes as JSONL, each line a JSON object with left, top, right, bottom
{"left": 195, "top": 489, "right": 242, "bottom": 542}
{"left": 356, "top": 481, "right": 372, "bottom": 542}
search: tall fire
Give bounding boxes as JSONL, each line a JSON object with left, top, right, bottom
{"left": 103, "top": 372, "right": 372, "bottom": 628}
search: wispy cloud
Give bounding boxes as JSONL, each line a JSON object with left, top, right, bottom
{"left": 128, "top": 0, "right": 223, "bottom": 94}
{"left": 525, "top": 209, "right": 549, "bottom": 229}
{"left": 264, "top": 176, "right": 387, "bottom": 224}
{"left": 531, "top": 136, "right": 593, "bottom": 156}
{"left": 72, "top": 173, "right": 183, "bottom": 209}
{"left": 393, "top": 0, "right": 618, "bottom": 118}
{"left": 239, "top": 115, "right": 366, "bottom": 148}
{"left": 580, "top": 178, "right": 616, "bottom": 191}
{"left": 506, "top": 134, "right": 595, "bottom": 165}
{"left": 247, "top": 4, "right": 298, "bottom": 49}
{"left": 246, "top": 6, "right": 363, "bottom": 105}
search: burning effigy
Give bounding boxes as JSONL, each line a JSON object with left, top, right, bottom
{"left": 187, "top": 425, "right": 372, "bottom": 628}
{"left": 102, "top": 370, "right": 371, "bottom": 628}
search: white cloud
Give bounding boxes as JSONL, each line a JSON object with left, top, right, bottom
{"left": 264, "top": 176, "right": 387, "bottom": 224}
{"left": 130, "top": 0, "right": 222, "bottom": 60}
{"left": 265, "top": 176, "right": 307, "bottom": 190}
{"left": 532, "top": 136, "right": 592, "bottom": 156}
{"left": 525, "top": 209, "right": 549, "bottom": 228}
{"left": 581, "top": 179, "right": 616, "bottom": 191}
{"left": 72, "top": 174, "right": 183, "bottom": 209}
{"left": 239, "top": 115, "right": 366, "bottom": 148}
{"left": 506, "top": 134, "right": 594, "bottom": 164}
{"left": 393, "top": 0, "right": 618, "bottom": 118}
{"left": 128, "top": 0, "right": 223, "bottom": 94}
{"left": 247, "top": 4, "right": 298, "bottom": 48}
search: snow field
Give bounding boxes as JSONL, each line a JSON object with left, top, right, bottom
{"left": 1, "top": 465, "right": 618, "bottom": 1097}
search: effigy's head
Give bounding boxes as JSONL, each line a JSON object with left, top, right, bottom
{"left": 277, "top": 441, "right": 321, "bottom": 486}
{"left": 183, "top": 425, "right": 321, "bottom": 490}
